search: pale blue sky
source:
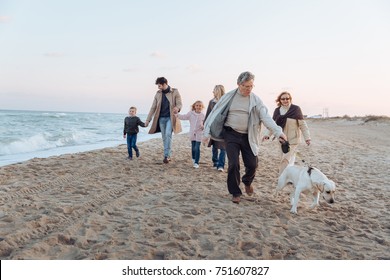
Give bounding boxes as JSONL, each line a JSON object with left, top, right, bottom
{"left": 1, "top": 0, "right": 389, "bottom": 116}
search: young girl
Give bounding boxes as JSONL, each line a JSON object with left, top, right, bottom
{"left": 175, "top": 101, "right": 205, "bottom": 168}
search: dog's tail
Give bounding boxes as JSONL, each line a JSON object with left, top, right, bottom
{"left": 276, "top": 169, "right": 288, "bottom": 194}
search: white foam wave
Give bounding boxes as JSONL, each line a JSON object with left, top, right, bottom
{"left": 0, "top": 110, "right": 191, "bottom": 166}
{"left": 0, "top": 131, "right": 94, "bottom": 155}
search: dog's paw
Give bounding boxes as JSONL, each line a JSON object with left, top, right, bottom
{"left": 290, "top": 208, "right": 298, "bottom": 214}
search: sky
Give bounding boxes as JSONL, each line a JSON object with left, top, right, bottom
{"left": 1, "top": 0, "right": 389, "bottom": 117}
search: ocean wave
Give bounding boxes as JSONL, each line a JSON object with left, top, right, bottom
{"left": 0, "top": 110, "right": 190, "bottom": 166}
{"left": 0, "top": 131, "right": 95, "bottom": 155}
{"left": 41, "top": 112, "right": 68, "bottom": 118}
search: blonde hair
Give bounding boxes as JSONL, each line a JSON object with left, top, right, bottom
{"left": 191, "top": 100, "right": 204, "bottom": 111}
{"left": 213, "top": 85, "right": 225, "bottom": 101}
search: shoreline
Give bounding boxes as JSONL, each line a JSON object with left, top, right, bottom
{"left": 0, "top": 131, "right": 189, "bottom": 168}
{"left": 2, "top": 116, "right": 387, "bottom": 168}
{"left": 0, "top": 119, "right": 389, "bottom": 259}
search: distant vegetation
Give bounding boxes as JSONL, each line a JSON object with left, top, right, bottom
{"left": 307, "top": 115, "right": 390, "bottom": 123}
{"left": 362, "top": 115, "right": 390, "bottom": 123}
{"left": 337, "top": 115, "right": 390, "bottom": 122}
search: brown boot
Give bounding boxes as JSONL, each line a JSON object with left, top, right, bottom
{"left": 245, "top": 185, "right": 254, "bottom": 196}
{"left": 232, "top": 196, "right": 241, "bottom": 204}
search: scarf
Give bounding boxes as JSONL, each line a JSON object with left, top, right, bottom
{"left": 160, "top": 86, "right": 171, "bottom": 117}
{"left": 162, "top": 86, "right": 171, "bottom": 94}
{"left": 273, "top": 104, "right": 303, "bottom": 128}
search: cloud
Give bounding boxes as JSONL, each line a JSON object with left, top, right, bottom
{"left": 0, "top": 16, "right": 11, "bottom": 23}
{"left": 150, "top": 51, "right": 166, "bottom": 59}
{"left": 43, "top": 52, "right": 65, "bottom": 57}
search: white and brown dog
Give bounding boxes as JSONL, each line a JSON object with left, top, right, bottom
{"left": 276, "top": 165, "right": 336, "bottom": 214}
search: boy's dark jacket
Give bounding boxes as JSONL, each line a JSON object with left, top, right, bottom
{"left": 123, "top": 116, "right": 146, "bottom": 135}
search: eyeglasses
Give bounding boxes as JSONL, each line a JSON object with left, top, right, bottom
{"left": 280, "top": 98, "right": 290, "bottom": 101}
{"left": 240, "top": 84, "right": 254, "bottom": 89}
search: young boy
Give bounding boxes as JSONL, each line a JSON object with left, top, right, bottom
{"left": 123, "top": 106, "right": 147, "bottom": 160}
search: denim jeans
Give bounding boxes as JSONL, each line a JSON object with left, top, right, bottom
{"left": 126, "top": 133, "right": 139, "bottom": 158}
{"left": 212, "top": 146, "right": 226, "bottom": 169}
{"left": 191, "top": 141, "right": 201, "bottom": 164}
{"left": 159, "top": 116, "right": 173, "bottom": 158}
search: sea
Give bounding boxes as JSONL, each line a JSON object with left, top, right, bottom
{"left": 0, "top": 110, "right": 190, "bottom": 167}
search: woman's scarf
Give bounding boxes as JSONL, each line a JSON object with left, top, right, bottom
{"left": 273, "top": 104, "right": 303, "bottom": 128}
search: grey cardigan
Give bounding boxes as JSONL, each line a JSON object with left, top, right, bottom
{"left": 203, "top": 89, "right": 284, "bottom": 156}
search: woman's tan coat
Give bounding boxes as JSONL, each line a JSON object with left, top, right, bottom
{"left": 283, "top": 118, "right": 310, "bottom": 145}
{"left": 146, "top": 88, "right": 182, "bottom": 134}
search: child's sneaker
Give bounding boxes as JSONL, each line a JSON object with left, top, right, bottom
{"left": 217, "top": 167, "right": 224, "bottom": 172}
{"left": 193, "top": 163, "right": 199, "bottom": 168}
{"left": 127, "top": 156, "right": 133, "bottom": 160}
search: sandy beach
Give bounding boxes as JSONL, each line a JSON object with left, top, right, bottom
{"left": 0, "top": 117, "right": 389, "bottom": 260}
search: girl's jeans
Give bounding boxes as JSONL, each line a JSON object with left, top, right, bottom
{"left": 191, "top": 141, "right": 201, "bottom": 164}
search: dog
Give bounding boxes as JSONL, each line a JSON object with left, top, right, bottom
{"left": 276, "top": 165, "right": 336, "bottom": 214}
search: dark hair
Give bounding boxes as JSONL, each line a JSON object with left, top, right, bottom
{"left": 155, "top": 77, "right": 168, "bottom": 85}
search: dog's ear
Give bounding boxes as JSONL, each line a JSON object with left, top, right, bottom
{"left": 318, "top": 183, "right": 325, "bottom": 193}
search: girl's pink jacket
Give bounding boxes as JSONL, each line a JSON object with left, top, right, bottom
{"left": 176, "top": 111, "right": 205, "bottom": 142}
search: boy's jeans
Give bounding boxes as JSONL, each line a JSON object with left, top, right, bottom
{"left": 159, "top": 117, "right": 172, "bottom": 158}
{"left": 126, "top": 134, "right": 139, "bottom": 158}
